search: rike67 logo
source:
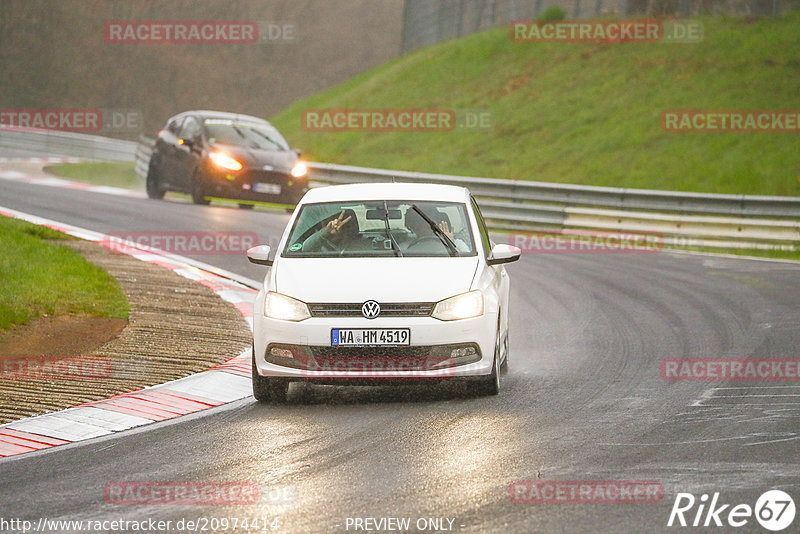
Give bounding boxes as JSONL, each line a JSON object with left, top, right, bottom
{"left": 667, "top": 490, "right": 795, "bottom": 531}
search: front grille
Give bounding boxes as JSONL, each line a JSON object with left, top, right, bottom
{"left": 264, "top": 343, "right": 482, "bottom": 371}
{"left": 309, "top": 346, "right": 434, "bottom": 358}
{"left": 308, "top": 302, "right": 434, "bottom": 318}
{"left": 242, "top": 169, "right": 287, "bottom": 184}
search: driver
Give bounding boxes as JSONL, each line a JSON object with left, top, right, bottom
{"left": 303, "top": 209, "right": 361, "bottom": 253}
{"left": 404, "top": 208, "right": 470, "bottom": 253}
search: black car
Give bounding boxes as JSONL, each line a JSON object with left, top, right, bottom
{"left": 146, "top": 110, "right": 308, "bottom": 207}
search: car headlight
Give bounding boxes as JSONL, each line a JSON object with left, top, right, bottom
{"left": 432, "top": 290, "right": 484, "bottom": 321}
{"left": 209, "top": 151, "right": 243, "bottom": 172}
{"left": 290, "top": 160, "right": 308, "bottom": 178}
{"left": 265, "top": 292, "right": 310, "bottom": 321}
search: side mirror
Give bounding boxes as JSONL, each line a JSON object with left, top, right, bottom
{"left": 179, "top": 137, "right": 201, "bottom": 151}
{"left": 487, "top": 244, "right": 521, "bottom": 266}
{"left": 247, "top": 245, "right": 273, "bottom": 266}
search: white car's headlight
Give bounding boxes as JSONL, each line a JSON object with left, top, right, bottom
{"left": 265, "top": 292, "right": 310, "bottom": 321}
{"left": 432, "top": 290, "right": 484, "bottom": 321}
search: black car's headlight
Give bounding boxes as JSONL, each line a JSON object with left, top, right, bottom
{"left": 209, "top": 151, "right": 244, "bottom": 172}
{"left": 290, "top": 160, "right": 308, "bottom": 178}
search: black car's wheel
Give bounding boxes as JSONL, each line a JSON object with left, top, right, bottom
{"left": 192, "top": 171, "right": 211, "bottom": 206}
{"left": 191, "top": 170, "right": 210, "bottom": 205}
{"left": 145, "top": 161, "right": 166, "bottom": 200}
{"left": 252, "top": 347, "right": 289, "bottom": 403}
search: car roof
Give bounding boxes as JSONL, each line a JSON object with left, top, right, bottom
{"left": 167, "top": 110, "right": 273, "bottom": 126}
{"left": 299, "top": 183, "right": 471, "bottom": 204}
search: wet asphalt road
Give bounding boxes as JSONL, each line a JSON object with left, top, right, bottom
{"left": 1, "top": 159, "right": 799, "bottom": 533}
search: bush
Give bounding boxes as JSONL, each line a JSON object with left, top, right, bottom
{"left": 538, "top": 6, "right": 567, "bottom": 21}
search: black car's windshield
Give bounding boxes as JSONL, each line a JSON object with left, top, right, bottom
{"left": 203, "top": 119, "right": 290, "bottom": 151}
{"left": 282, "top": 200, "right": 477, "bottom": 258}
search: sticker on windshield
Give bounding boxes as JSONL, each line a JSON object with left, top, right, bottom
{"left": 289, "top": 243, "right": 302, "bottom": 251}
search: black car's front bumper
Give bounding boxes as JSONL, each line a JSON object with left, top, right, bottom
{"left": 202, "top": 166, "right": 308, "bottom": 205}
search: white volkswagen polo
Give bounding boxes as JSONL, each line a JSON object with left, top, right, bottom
{"left": 247, "top": 183, "right": 520, "bottom": 402}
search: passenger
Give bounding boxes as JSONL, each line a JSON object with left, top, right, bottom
{"left": 303, "top": 209, "right": 361, "bottom": 253}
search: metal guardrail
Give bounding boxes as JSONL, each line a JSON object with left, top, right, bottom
{"left": 6, "top": 130, "right": 798, "bottom": 249}
{"left": 307, "top": 162, "right": 800, "bottom": 219}
{"left": 132, "top": 135, "right": 799, "bottom": 247}
{"left": 0, "top": 129, "right": 137, "bottom": 162}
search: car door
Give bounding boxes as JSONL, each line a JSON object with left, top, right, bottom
{"left": 472, "top": 196, "right": 510, "bottom": 336}
{"left": 172, "top": 115, "right": 204, "bottom": 191}
{"left": 153, "top": 117, "right": 184, "bottom": 187}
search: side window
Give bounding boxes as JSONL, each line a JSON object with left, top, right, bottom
{"left": 471, "top": 196, "right": 492, "bottom": 257}
{"left": 167, "top": 118, "right": 183, "bottom": 136}
{"left": 179, "top": 117, "right": 202, "bottom": 142}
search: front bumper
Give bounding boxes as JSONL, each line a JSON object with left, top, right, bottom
{"left": 253, "top": 314, "right": 497, "bottom": 381}
{"left": 203, "top": 167, "right": 308, "bottom": 204}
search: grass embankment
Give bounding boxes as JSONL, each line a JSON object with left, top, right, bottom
{"left": 270, "top": 13, "right": 800, "bottom": 197}
{"left": 0, "top": 216, "right": 129, "bottom": 335}
{"left": 46, "top": 162, "right": 139, "bottom": 189}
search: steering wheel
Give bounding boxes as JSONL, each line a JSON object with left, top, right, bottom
{"left": 406, "top": 235, "right": 444, "bottom": 250}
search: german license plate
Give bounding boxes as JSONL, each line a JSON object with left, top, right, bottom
{"left": 331, "top": 328, "right": 410, "bottom": 346}
{"left": 254, "top": 182, "right": 281, "bottom": 194}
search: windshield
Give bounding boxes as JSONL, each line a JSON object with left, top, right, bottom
{"left": 203, "top": 119, "right": 290, "bottom": 151}
{"left": 282, "top": 200, "right": 477, "bottom": 258}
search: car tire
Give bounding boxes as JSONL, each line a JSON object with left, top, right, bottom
{"left": 191, "top": 170, "right": 210, "bottom": 205}
{"left": 500, "top": 328, "right": 509, "bottom": 371}
{"left": 252, "top": 347, "right": 289, "bottom": 403}
{"left": 145, "top": 161, "right": 166, "bottom": 200}
{"left": 475, "top": 323, "right": 501, "bottom": 396}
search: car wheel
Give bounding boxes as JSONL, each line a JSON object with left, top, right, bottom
{"left": 191, "top": 170, "right": 210, "bottom": 205}
{"left": 500, "top": 327, "right": 509, "bottom": 371}
{"left": 145, "top": 161, "right": 166, "bottom": 200}
{"left": 475, "top": 323, "right": 501, "bottom": 396}
{"left": 251, "top": 347, "right": 289, "bottom": 403}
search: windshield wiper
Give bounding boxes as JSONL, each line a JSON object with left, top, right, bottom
{"left": 410, "top": 204, "right": 457, "bottom": 257}
{"left": 249, "top": 128, "right": 284, "bottom": 151}
{"left": 229, "top": 124, "right": 261, "bottom": 150}
{"left": 382, "top": 201, "right": 402, "bottom": 257}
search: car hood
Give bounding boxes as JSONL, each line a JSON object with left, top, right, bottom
{"left": 274, "top": 256, "right": 480, "bottom": 303}
{"left": 209, "top": 143, "right": 297, "bottom": 172}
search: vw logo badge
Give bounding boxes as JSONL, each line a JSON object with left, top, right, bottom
{"left": 361, "top": 300, "right": 381, "bottom": 319}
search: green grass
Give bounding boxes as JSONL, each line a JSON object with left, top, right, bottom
{"left": 271, "top": 13, "right": 800, "bottom": 197}
{"left": 46, "top": 162, "right": 139, "bottom": 189}
{"left": 0, "top": 216, "right": 129, "bottom": 334}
